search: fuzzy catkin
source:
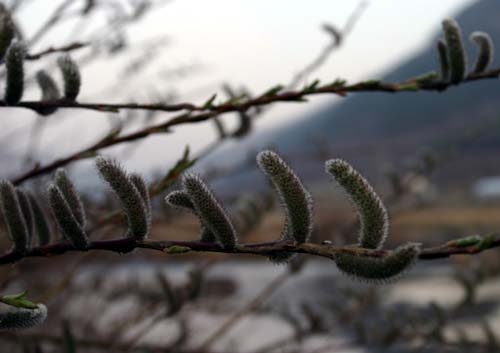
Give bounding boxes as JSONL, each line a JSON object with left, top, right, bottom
{"left": 15, "top": 189, "right": 34, "bottom": 248}
{"left": 48, "top": 184, "right": 89, "bottom": 250}
{"left": 4, "top": 41, "right": 25, "bottom": 104}
{"left": 130, "top": 173, "right": 152, "bottom": 221}
{"left": 257, "top": 151, "right": 313, "bottom": 244}
{"left": 0, "top": 304, "right": 47, "bottom": 329}
{"left": 35, "top": 70, "right": 60, "bottom": 115}
{"left": 437, "top": 39, "right": 449, "bottom": 81}
{"left": 0, "top": 180, "right": 28, "bottom": 251}
{"left": 442, "top": 19, "right": 467, "bottom": 84}
{"left": 57, "top": 54, "right": 81, "bottom": 100}
{"left": 333, "top": 243, "right": 421, "bottom": 283}
{"left": 27, "top": 193, "right": 51, "bottom": 246}
{"left": 96, "top": 157, "right": 149, "bottom": 240}
{"left": 182, "top": 174, "right": 237, "bottom": 249}
{"left": 54, "top": 169, "right": 86, "bottom": 227}
{"left": 165, "top": 189, "right": 217, "bottom": 243}
{"left": 470, "top": 31, "right": 494, "bottom": 73}
{"left": 325, "top": 159, "right": 388, "bottom": 250}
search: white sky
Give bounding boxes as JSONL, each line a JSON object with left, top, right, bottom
{"left": 5, "top": 0, "right": 477, "bottom": 178}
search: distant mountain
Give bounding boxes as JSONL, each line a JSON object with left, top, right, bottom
{"left": 236, "top": 0, "right": 500, "bottom": 189}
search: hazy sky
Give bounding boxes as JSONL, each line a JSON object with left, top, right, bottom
{"left": 7, "top": 0, "right": 477, "bottom": 177}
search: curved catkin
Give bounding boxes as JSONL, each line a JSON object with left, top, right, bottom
{"left": 442, "top": 18, "right": 467, "bottom": 84}
{"left": 0, "top": 180, "right": 28, "bottom": 252}
{"left": 36, "top": 70, "right": 60, "bottom": 101}
{"left": 437, "top": 39, "right": 449, "bottom": 81}
{"left": 166, "top": 190, "right": 195, "bottom": 210}
{"left": 470, "top": 31, "right": 494, "bottom": 74}
{"left": 130, "top": 173, "right": 152, "bottom": 221}
{"left": 57, "top": 54, "right": 81, "bottom": 100}
{"left": 35, "top": 70, "right": 60, "bottom": 116}
{"left": 27, "top": 193, "right": 51, "bottom": 246}
{"left": 182, "top": 174, "right": 237, "bottom": 249}
{"left": 325, "top": 159, "right": 388, "bottom": 250}
{"left": 4, "top": 41, "right": 25, "bottom": 104}
{"left": 95, "top": 157, "right": 149, "bottom": 240}
{"left": 333, "top": 243, "right": 421, "bottom": 283}
{"left": 48, "top": 184, "right": 89, "bottom": 250}
{"left": 0, "top": 4, "right": 16, "bottom": 61}
{"left": 257, "top": 151, "right": 313, "bottom": 244}
{"left": 15, "top": 189, "right": 34, "bottom": 248}
{"left": 0, "top": 304, "right": 47, "bottom": 329}
{"left": 165, "top": 190, "right": 217, "bottom": 243}
{"left": 54, "top": 169, "right": 86, "bottom": 227}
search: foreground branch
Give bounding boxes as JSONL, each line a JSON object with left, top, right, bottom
{"left": 0, "top": 234, "right": 498, "bottom": 266}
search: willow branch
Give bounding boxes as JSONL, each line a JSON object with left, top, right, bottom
{"left": 10, "top": 69, "right": 500, "bottom": 185}
{"left": 26, "top": 42, "right": 89, "bottom": 61}
{"left": 0, "top": 234, "right": 498, "bottom": 266}
{"left": 2, "top": 69, "right": 500, "bottom": 116}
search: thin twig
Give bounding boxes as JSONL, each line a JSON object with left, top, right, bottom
{"left": 197, "top": 269, "right": 292, "bottom": 351}
{"left": 0, "top": 234, "right": 498, "bottom": 266}
{"left": 26, "top": 42, "right": 89, "bottom": 60}
{"left": 2, "top": 68, "right": 499, "bottom": 116}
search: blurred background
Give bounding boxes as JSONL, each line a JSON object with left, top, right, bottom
{"left": 1, "top": 0, "right": 500, "bottom": 352}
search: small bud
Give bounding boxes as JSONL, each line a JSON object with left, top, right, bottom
{"left": 470, "top": 31, "right": 494, "bottom": 74}
{"left": 4, "top": 41, "right": 25, "bottom": 104}
{"left": 0, "top": 304, "right": 47, "bottom": 329}
{"left": 437, "top": 39, "right": 449, "bottom": 81}
{"left": 35, "top": 70, "right": 60, "bottom": 115}
{"left": 333, "top": 243, "right": 421, "bottom": 283}
{"left": 57, "top": 54, "right": 81, "bottom": 100}
{"left": 0, "top": 180, "right": 28, "bottom": 252}
{"left": 15, "top": 189, "right": 34, "bottom": 248}
{"left": 165, "top": 189, "right": 216, "bottom": 243}
{"left": 182, "top": 174, "right": 237, "bottom": 249}
{"left": 325, "top": 159, "right": 388, "bottom": 250}
{"left": 442, "top": 19, "right": 467, "bottom": 84}
{"left": 96, "top": 157, "right": 149, "bottom": 240}
{"left": 48, "top": 184, "right": 89, "bottom": 250}
{"left": 27, "top": 193, "right": 51, "bottom": 246}
{"left": 54, "top": 169, "right": 86, "bottom": 227}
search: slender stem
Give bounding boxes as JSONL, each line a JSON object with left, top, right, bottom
{"left": 0, "top": 234, "right": 498, "bottom": 266}
{"left": 2, "top": 68, "right": 499, "bottom": 116}
{"left": 197, "top": 269, "right": 292, "bottom": 351}
{"left": 26, "top": 42, "right": 89, "bottom": 61}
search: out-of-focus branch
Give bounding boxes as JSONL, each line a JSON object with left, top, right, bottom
{"left": 27, "top": 0, "right": 74, "bottom": 47}
{"left": 288, "top": 0, "right": 368, "bottom": 88}
{"left": 26, "top": 42, "right": 89, "bottom": 60}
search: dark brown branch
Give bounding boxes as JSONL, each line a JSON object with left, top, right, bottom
{"left": 2, "top": 68, "right": 500, "bottom": 116}
{"left": 0, "top": 233, "right": 498, "bottom": 266}
{"left": 26, "top": 42, "right": 89, "bottom": 61}
{"left": 9, "top": 69, "right": 500, "bottom": 185}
